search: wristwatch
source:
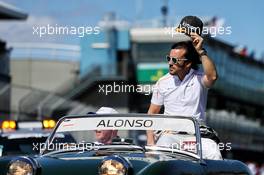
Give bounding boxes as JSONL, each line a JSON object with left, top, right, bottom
{"left": 199, "top": 48, "right": 207, "bottom": 57}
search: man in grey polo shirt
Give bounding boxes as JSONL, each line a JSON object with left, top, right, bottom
{"left": 94, "top": 107, "right": 119, "bottom": 144}
{"left": 146, "top": 16, "right": 222, "bottom": 160}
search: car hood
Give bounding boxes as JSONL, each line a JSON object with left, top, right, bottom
{"left": 0, "top": 151, "right": 200, "bottom": 175}
{"left": 34, "top": 151, "right": 198, "bottom": 175}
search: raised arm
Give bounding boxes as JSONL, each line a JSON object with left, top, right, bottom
{"left": 190, "top": 32, "right": 218, "bottom": 88}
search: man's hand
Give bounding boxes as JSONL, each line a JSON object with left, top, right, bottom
{"left": 147, "top": 104, "right": 161, "bottom": 145}
{"left": 190, "top": 32, "right": 204, "bottom": 55}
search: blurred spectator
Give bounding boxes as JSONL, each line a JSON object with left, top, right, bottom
{"left": 261, "top": 52, "right": 264, "bottom": 63}
{"left": 205, "top": 16, "right": 217, "bottom": 27}
{"left": 233, "top": 45, "right": 248, "bottom": 57}
{"left": 249, "top": 50, "right": 255, "bottom": 59}
{"left": 239, "top": 46, "right": 248, "bottom": 57}
{"left": 247, "top": 161, "right": 258, "bottom": 175}
{"left": 233, "top": 45, "right": 242, "bottom": 53}
{"left": 260, "top": 163, "right": 264, "bottom": 175}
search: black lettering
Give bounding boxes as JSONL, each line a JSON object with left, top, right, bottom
{"left": 125, "top": 120, "right": 135, "bottom": 127}
{"left": 115, "top": 119, "right": 123, "bottom": 127}
{"left": 144, "top": 120, "right": 153, "bottom": 127}
{"left": 135, "top": 119, "right": 143, "bottom": 127}
{"left": 97, "top": 120, "right": 106, "bottom": 127}
{"left": 98, "top": 119, "right": 153, "bottom": 128}
{"left": 106, "top": 120, "right": 113, "bottom": 127}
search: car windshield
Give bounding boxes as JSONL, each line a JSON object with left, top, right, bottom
{"left": 0, "top": 136, "right": 48, "bottom": 156}
{"left": 42, "top": 114, "right": 200, "bottom": 158}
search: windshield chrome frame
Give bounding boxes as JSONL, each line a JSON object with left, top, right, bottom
{"left": 41, "top": 114, "right": 203, "bottom": 161}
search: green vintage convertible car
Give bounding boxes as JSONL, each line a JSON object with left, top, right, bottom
{"left": 0, "top": 114, "right": 251, "bottom": 175}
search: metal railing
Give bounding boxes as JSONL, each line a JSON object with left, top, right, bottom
{"left": 0, "top": 84, "right": 95, "bottom": 120}
{"left": 207, "top": 109, "right": 264, "bottom": 152}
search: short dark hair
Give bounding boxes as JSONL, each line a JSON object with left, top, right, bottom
{"left": 170, "top": 41, "right": 199, "bottom": 70}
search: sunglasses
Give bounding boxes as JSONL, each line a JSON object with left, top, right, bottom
{"left": 166, "top": 55, "right": 188, "bottom": 64}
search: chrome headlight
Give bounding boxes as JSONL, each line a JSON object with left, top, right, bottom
{"left": 99, "top": 155, "right": 132, "bottom": 175}
{"left": 7, "top": 157, "right": 37, "bottom": 175}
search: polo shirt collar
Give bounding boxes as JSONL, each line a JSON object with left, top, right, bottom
{"left": 172, "top": 69, "right": 194, "bottom": 84}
